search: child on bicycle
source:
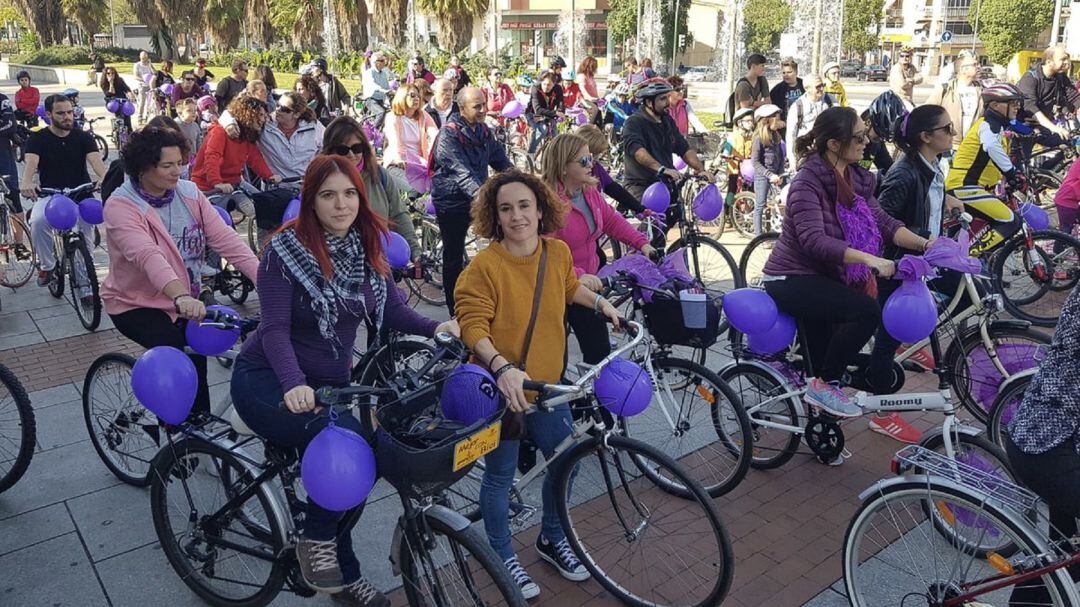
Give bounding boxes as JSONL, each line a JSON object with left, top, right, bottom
{"left": 751, "top": 104, "right": 786, "bottom": 236}
{"left": 62, "top": 89, "right": 86, "bottom": 129}
{"left": 720, "top": 107, "right": 755, "bottom": 209}
{"left": 13, "top": 71, "right": 39, "bottom": 127}
{"left": 196, "top": 95, "right": 219, "bottom": 131}
{"left": 603, "top": 82, "right": 635, "bottom": 134}
{"left": 174, "top": 98, "right": 201, "bottom": 176}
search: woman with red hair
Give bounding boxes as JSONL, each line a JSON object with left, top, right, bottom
{"left": 230, "top": 155, "right": 457, "bottom": 604}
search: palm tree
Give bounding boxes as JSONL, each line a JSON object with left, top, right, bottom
{"left": 371, "top": 0, "right": 407, "bottom": 47}
{"left": 417, "top": 0, "right": 487, "bottom": 52}
{"left": 129, "top": 0, "right": 174, "bottom": 57}
{"left": 204, "top": 0, "right": 242, "bottom": 52}
{"left": 154, "top": 0, "right": 201, "bottom": 59}
{"left": 247, "top": 0, "right": 274, "bottom": 50}
{"left": 10, "top": 0, "right": 65, "bottom": 46}
{"left": 333, "top": 0, "right": 368, "bottom": 51}
{"left": 291, "top": 0, "right": 322, "bottom": 50}
{"left": 60, "top": 0, "right": 107, "bottom": 45}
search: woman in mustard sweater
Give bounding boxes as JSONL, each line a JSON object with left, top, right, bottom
{"left": 455, "top": 169, "right": 619, "bottom": 599}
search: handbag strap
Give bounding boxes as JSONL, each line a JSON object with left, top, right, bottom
{"left": 519, "top": 239, "right": 548, "bottom": 370}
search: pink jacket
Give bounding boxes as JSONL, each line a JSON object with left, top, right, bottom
{"left": 382, "top": 111, "right": 439, "bottom": 167}
{"left": 554, "top": 185, "right": 649, "bottom": 277}
{"left": 1057, "top": 158, "right": 1080, "bottom": 210}
{"left": 101, "top": 179, "right": 259, "bottom": 320}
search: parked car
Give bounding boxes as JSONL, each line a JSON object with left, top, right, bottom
{"left": 857, "top": 65, "right": 888, "bottom": 81}
{"left": 683, "top": 66, "right": 719, "bottom": 82}
{"left": 840, "top": 60, "right": 863, "bottom": 78}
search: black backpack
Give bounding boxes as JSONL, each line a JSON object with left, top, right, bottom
{"left": 725, "top": 77, "right": 751, "bottom": 128}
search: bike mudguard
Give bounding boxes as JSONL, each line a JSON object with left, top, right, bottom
{"left": 388, "top": 504, "right": 472, "bottom": 576}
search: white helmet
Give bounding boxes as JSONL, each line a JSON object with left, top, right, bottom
{"left": 754, "top": 104, "right": 782, "bottom": 121}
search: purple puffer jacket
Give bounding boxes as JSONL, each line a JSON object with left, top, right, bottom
{"left": 763, "top": 155, "right": 903, "bottom": 282}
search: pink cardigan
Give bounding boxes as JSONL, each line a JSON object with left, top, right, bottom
{"left": 1057, "top": 158, "right": 1080, "bottom": 210}
{"left": 554, "top": 185, "right": 649, "bottom": 277}
{"left": 101, "top": 179, "right": 259, "bottom": 320}
{"left": 382, "top": 111, "right": 439, "bottom": 167}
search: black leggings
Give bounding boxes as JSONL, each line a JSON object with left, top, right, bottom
{"left": 1005, "top": 438, "right": 1080, "bottom": 606}
{"left": 566, "top": 305, "right": 611, "bottom": 365}
{"left": 764, "top": 275, "right": 880, "bottom": 382}
{"left": 110, "top": 307, "right": 211, "bottom": 417}
{"left": 436, "top": 210, "right": 471, "bottom": 317}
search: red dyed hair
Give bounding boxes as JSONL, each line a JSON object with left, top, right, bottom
{"left": 286, "top": 154, "right": 389, "bottom": 278}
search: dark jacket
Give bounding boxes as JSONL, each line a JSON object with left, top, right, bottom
{"left": 431, "top": 114, "right": 512, "bottom": 214}
{"left": 322, "top": 74, "right": 352, "bottom": 112}
{"left": 527, "top": 86, "right": 564, "bottom": 124}
{"left": 1017, "top": 67, "right": 1080, "bottom": 126}
{"left": 763, "top": 154, "right": 903, "bottom": 281}
{"left": 215, "top": 76, "right": 247, "bottom": 109}
{"left": 863, "top": 139, "right": 894, "bottom": 173}
{"left": 425, "top": 101, "right": 460, "bottom": 129}
{"left": 101, "top": 76, "right": 132, "bottom": 100}
{"left": 878, "top": 151, "right": 936, "bottom": 260}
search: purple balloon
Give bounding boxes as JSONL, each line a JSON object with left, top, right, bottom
{"left": 883, "top": 279, "right": 937, "bottom": 344}
{"left": 672, "top": 154, "right": 687, "bottom": 171}
{"left": 574, "top": 110, "right": 589, "bottom": 126}
{"left": 596, "top": 357, "right": 652, "bottom": 417}
{"left": 162, "top": 83, "right": 174, "bottom": 96}
{"left": 382, "top": 231, "right": 411, "bottom": 270}
{"left": 440, "top": 364, "right": 500, "bottom": 425}
{"left": 106, "top": 99, "right": 120, "bottom": 114}
{"left": 122, "top": 100, "right": 136, "bottom": 116}
{"left": 693, "top": 183, "right": 723, "bottom": 222}
{"left": 185, "top": 305, "right": 241, "bottom": 356}
{"left": 748, "top": 313, "right": 796, "bottom": 355}
{"left": 501, "top": 99, "right": 524, "bottom": 119}
{"left": 301, "top": 424, "right": 377, "bottom": 511}
{"left": 35, "top": 106, "right": 46, "bottom": 118}
{"left": 425, "top": 198, "right": 436, "bottom": 216}
{"left": 214, "top": 205, "right": 233, "bottom": 227}
{"left": 78, "top": 198, "right": 104, "bottom": 225}
{"left": 1019, "top": 202, "right": 1049, "bottom": 230}
{"left": 642, "top": 181, "right": 671, "bottom": 213}
{"left": 144, "top": 73, "right": 154, "bottom": 85}
{"left": 722, "top": 288, "right": 779, "bottom": 335}
{"left": 44, "top": 195, "right": 79, "bottom": 230}
{"left": 740, "top": 159, "right": 756, "bottom": 183}
{"left": 282, "top": 198, "right": 301, "bottom": 223}
{"left": 389, "top": 79, "right": 400, "bottom": 92}
{"left": 131, "top": 346, "right": 198, "bottom": 425}
{"left": 202, "top": 83, "right": 211, "bottom": 94}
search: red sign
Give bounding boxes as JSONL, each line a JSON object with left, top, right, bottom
{"left": 501, "top": 21, "right": 556, "bottom": 30}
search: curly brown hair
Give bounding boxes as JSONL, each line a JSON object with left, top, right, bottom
{"left": 470, "top": 170, "right": 568, "bottom": 240}
{"left": 226, "top": 95, "right": 268, "bottom": 143}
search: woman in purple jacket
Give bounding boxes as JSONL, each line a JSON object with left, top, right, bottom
{"left": 761, "top": 107, "right": 930, "bottom": 450}
{"left": 230, "top": 155, "right": 457, "bottom": 604}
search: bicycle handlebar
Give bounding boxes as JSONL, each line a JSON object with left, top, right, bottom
{"left": 39, "top": 182, "right": 97, "bottom": 197}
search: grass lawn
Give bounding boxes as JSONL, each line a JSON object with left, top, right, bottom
{"left": 59, "top": 63, "right": 364, "bottom": 96}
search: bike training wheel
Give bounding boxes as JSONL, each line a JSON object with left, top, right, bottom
{"left": 619, "top": 357, "right": 752, "bottom": 498}
{"left": 47, "top": 243, "right": 65, "bottom": 298}
{"left": 843, "top": 481, "right": 1073, "bottom": 607}
{"left": 987, "top": 372, "right": 1036, "bottom": 451}
{"left": 353, "top": 338, "right": 437, "bottom": 387}
{"left": 94, "top": 135, "right": 108, "bottom": 161}
{"left": 70, "top": 238, "right": 101, "bottom": 330}
{"left": 719, "top": 362, "right": 803, "bottom": 469}
{"left": 729, "top": 192, "right": 756, "bottom": 238}
{"left": 150, "top": 437, "right": 287, "bottom": 607}
{"left": 0, "top": 215, "right": 36, "bottom": 288}
{"left": 738, "top": 232, "right": 780, "bottom": 290}
{"left": 555, "top": 434, "right": 733, "bottom": 607}
{"left": 0, "top": 364, "right": 35, "bottom": 494}
{"left": 944, "top": 324, "right": 1050, "bottom": 424}
{"left": 991, "top": 229, "right": 1080, "bottom": 327}
{"left": 83, "top": 353, "right": 160, "bottom": 486}
{"left": 398, "top": 512, "right": 528, "bottom": 607}
{"left": 916, "top": 431, "right": 1026, "bottom": 558}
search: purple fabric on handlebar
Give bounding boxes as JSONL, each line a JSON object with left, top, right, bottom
{"left": 924, "top": 233, "right": 982, "bottom": 275}
{"left": 895, "top": 255, "right": 936, "bottom": 282}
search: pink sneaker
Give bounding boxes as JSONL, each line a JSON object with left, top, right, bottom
{"left": 868, "top": 413, "right": 922, "bottom": 444}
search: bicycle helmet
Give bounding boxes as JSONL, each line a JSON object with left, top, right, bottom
{"left": 982, "top": 82, "right": 1023, "bottom": 103}
{"left": 517, "top": 73, "right": 534, "bottom": 88}
{"left": 549, "top": 55, "right": 566, "bottom": 69}
{"left": 565, "top": 69, "right": 576, "bottom": 81}
{"left": 823, "top": 61, "right": 841, "bottom": 77}
{"left": 867, "top": 91, "right": 907, "bottom": 140}
{"left": 732, "top": 107, "right": 754, "bottom": 124}
{"left": 443, "top": 68, "right": 458, "bottom": 80}
{"left": 197, "top": 95, "right": 216, "bottom": 111}
{"left": 15, "top": 70, "right": 29, "bottom": 82}
{"left": 312, "top": 58, "right": 328, "bottom": 71}
{"left": 62, "top": 88, "right": 79, "bottom": 99}
{"left": 633, "top": 77, "right": 674, "bottom": 102}
{"left": 613, "top": 82, "right": 631, "bottom": 97}
{"left": 754, "top": 104, "right": 782, "bottom": 121}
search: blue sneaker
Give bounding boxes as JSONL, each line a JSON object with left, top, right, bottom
{"left": 804, "top": 378, "right": 862, "bottom": 418}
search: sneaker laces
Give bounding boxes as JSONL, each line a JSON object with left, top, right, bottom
{"left": 344, "top": 578, "right": 379, "bottom": 603}
{"left": 553, "top": 538, "right": 581, "bottom": 569}
{"left": 504, "top": 556, "right": 531, "bottom": 586}
{"left": 306, "top": 539, "right": 339, "bottom": 573}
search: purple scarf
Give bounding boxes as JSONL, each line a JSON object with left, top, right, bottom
{"left": 835, "top": 190, "right": 881, "bottom": 287}
{"left": 134, "top": 181, "right": 176, "bottom": 208}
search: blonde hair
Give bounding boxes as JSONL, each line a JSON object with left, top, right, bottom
{"left": 540, "top": 133, "right": 590, "bottom": 191}
{"left": 246, "top": 79, "right": 267, "bottom": 96}
{"left": 754, "top": 116, "right": 783, "bottom": 146}
{"left": 391, "top": 83, "right": 423, "bottom": 117}
{"left": 575, "top": 124, "right": 608, "bottom": 156}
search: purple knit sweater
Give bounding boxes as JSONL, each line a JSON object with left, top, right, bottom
{"left": 238, "top": 247, "right": 439, "bottom": 392}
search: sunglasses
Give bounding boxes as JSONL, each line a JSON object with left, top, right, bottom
{"left": 332, "top": 143, "right": 366, "bottom": 156}
{"left": 576, "top": 155, "right": 594, "bottom": 168}
{"left": 183, "top": 77, "right": 196, "bottom": 82}
{"left": 277, "top": 105, "right": 294, "bottom": 114}
{"left": 926, "top": 123, "right": 955, "bottom": 135}
{"left": 849, "top": 131, "right": 870, "bottom": 144}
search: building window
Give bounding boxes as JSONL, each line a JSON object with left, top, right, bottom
{"left": 943, "top": 20, "right": 974, "bottom": 36}
{"left": 945, "top": 0, "right": 972, "bottom": 9}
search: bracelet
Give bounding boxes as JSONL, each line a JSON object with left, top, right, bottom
{"left": 487, "top": 353, "right": 506, "bottom": 370}
{"left": 172, "top": 294, "right": 188, "bottom": 305}
{"left": 493, "top": 363, "right": 515, "bottom": 381}
{"left": 593, "top": 293, "right": 604, "bottom": 313}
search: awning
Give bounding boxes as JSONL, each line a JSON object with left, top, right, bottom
{"left": 881, "top": 34, "right": 912, "bottom": 43}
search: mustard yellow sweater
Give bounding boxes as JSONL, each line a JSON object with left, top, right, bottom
{"left": 455, "top": 238, "right": 580, "bottom": 386}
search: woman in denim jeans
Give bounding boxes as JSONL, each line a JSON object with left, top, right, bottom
{"left": 526, "top": 71, "right": 564, "bottom": 154}
{"left": 454, "top": 170, "right": 620, "bottom": 600}
{"left": 230, "top": 155, "right": 457, "bottom": 606}
{"left": 751, "top": 104, "right": 786, "bottom": 235}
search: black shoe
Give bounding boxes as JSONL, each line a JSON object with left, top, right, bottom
{"left": 535, "top": 534, "right": 589, "bottom": 582}
{"left": 295, "top": 535, "right": 345, "bottom": 592}
{"left": 504, "top": 556, "right": 539, "bottom": 599}
{"left": 331, "top": 577, "right": 390, "bottom": 606}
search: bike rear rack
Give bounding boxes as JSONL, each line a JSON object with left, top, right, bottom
{"left": 893, "top": 445, "right": 1041, "bottom": 515}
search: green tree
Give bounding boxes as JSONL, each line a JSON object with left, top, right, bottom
{"left": 661, "top": 0, "right": 693, "bottom": 66}
{"left": 842, "top": 0, "right": 884, "bottom": 57}
{"left": 973, "top": 0, "right": 1053, "bottom": 65}
{"left": 743, "top": 0, "right": 792, "bottom": 55}
{"left": 606, "top": 0, "right": 637, "bottom": 53}
{"left": 10, "top": 0, "right": 65, "bottom": 46}
{"left": 61, "top": 0, "right": 107, "bottom": 43}
{"left": 417, "top": 0, "right": 488, "bottom": 52}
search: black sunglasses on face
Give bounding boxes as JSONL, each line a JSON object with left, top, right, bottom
{"left": 332, "top": 143, "right": 366, "bottom": 156}
{"left": 277, "top": 105, "right": 294, "bottom": 114}
{"left": 925, "top": 123, "right": 955, "bottom": 135}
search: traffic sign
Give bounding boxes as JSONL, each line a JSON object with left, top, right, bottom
{"left": 941, "top": 30, "right": 954, "bottom": 43}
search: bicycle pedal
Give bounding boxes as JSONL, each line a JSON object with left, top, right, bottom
{"left": 509, "top": 504, "right": 538, "bottom": 531}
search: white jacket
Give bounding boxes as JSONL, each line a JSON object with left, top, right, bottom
{"left": 217, "top": 110, "right": 324, "bottom": 179}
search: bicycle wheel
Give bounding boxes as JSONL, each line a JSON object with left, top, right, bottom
{"left": 719, "top": 362, "right": 803, "bottom": 469}
{"left": 843, "top": 481, "right": 1073, "bottom": 607}
{"left": 48, "top": 242, "right": 65, "bottom": 298}
{"left": 354, "top": 339, "right": 437, "bottom": 386}
{"left": 507, "top": 148, "right": 533, "bottom": 173}
{"left": 83, "top": 353, "right": 160, "bottom": 486}
{"left": 398, "top": 512, "right": 527, "bottom": 607}
{"left": 619, "top": 357, "right": 752, "bottom": 498}
{"left": 0, "top": 215, "right": 36, "bottom": 288}
{"left": 150, "top": 438, "right": 287, "bottom": 607}
{"left": 991, "top": 230, "right": 1080, "bottom": 327}
{"left": 0, "top": 364, "right": 34, "bottom": 493}
{"left": 556, "top": 434, "right": 733, "bottom": 607}
{"left": 70, "top": 238, "right": 101, "bottom": 330}
{"left": 405, "top": 223, "right": 447, "bottom": 306}
{"left": 987, "top": 372, "right": 1035, "bottom": 450}
{"left": 943, "top": 324, "right": 1050, "bottom": 423}
{"left": 729, "top": 192, "right": 756, "bottom": 238}
{"left": 738, "top": 232, "right": 779, "bottom": 290}
{"left": 94, "top": 134, "right": 109, "bottom": 161}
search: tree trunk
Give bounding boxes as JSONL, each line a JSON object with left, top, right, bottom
{"left": 335, "top": 0, "right": 368, "bottom": 51}
{"left": 436, "top": 12, "right": 474, "bottom": 53}
{"left": 248, "top": 0, "right": 273, "bottom": 50}
{"left": 371, "top": 0, "right": 406, "bottom": 47}
{"left": 12, "top": 0, "right": 65, "bottom": 46}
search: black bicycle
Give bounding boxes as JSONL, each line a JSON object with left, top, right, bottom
{"left": 83, "top": 117, "right": 110, "bottom": 161}
{"left": 39, "top": 183, "right": 101, "bottom": 330}
{"left": 0, "top": 177, "right": 35, "bottom": 288}
{"left": 0, "top": 363, "right": 34, "bottom": 494}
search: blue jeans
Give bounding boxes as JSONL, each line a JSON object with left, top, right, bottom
{"left": 480, "top": 404, "right": 573, "bottom": 560}
{"left": 230, "top": 362, "right": 368, "bottom": 584}
{"left": 753, "top": 174, "right": 770, "bottom": 236}
{"left": 526, "top": 114, "right": 555, "bottom": 154}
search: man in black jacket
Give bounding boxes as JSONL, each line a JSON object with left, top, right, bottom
{"left": 1016, "top": 44, "right": 1080, "bottom": 164}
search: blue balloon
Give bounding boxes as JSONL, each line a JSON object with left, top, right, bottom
{"left": 44, "top": 195, "right": 79, "bottom": 230}
{"left": 184, "top": 305, "right": 240, "bottom": 356}
{"left": 440, "top": 364, "right": 499, "bottom": 425}
{"left": 282, "top": 198, "right": 301, "bottom": 223}
{"left": 722, "top": 288, "right": 779, "bottom": 335}
{"left": 747, "top": 313, "right": 797, "bottom": 355}
{"left": 131, "top": 346, "right": 198, "bottom": 425}
{"left": 382, "top": 231, "right": 411, "bottom": 270}
{"left": 301, "top": 424, "right": 377, "bottom": 511}
{"left": 596, "top": 357, "right": 652, "bottom": 417}
{"left": 214, "top": 205, "right": 233, "bottom": 227}
{"left": 78, "top": 198, "right": 104, "bottom": 225}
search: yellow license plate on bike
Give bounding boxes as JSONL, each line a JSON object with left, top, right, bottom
{"left": 452, "top": 422, "right": 501, "bottom": 472}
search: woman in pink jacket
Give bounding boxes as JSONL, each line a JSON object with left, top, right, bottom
{"left": 382, "top": 83, "right": 439, "bottom": 195}
{"left": 543, "top": 133, "right": 657, "bottom": 364}
{"left": 101, "top": 126, "right": 259, "bottom": 417}
{"left": 1055, "top": 158, "right": 1080, "bottom": 236}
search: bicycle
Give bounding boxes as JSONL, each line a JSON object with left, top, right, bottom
{"left": 108, "top": 106, "right": 131, "bottom": 152}
{"left": 843, "top": 444, "right": 1080, "bottom": 606}
{"left": 444, "top": 320, "right": 735, "bottom": 607}
{"left": 729, "top": 177, "right": 787, "bottom": 238}
{"left": 148, "top": 326, "right": 527, "bottom": 607}
{"left": 985, "top": 367, "right": 1037, "bottom": 451}
{"left": 83, "top": 116, "right": 110, "bottom": 161}
{"left": 0, "top": 363, "right": 34, "bottom": 494}
{"left": 39, "top": 182, "right": 101, "bottom": 330}
{"left": 402, "top": 193, "right": 447, "bottom": 306}
{"left": 0, "top": 178, "right": 36, "bottom": 288}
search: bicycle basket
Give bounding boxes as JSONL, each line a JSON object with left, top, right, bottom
{"left": 642, "top": 286, "right": 721, "bottom": 348}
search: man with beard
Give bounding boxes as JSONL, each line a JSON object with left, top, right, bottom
{"left": 22, "top": 95, "right": 108, "bottom": 292}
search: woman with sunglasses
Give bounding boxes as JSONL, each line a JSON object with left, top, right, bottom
{"left": 543, "top": 133, "right": 656, "bottom": 365}
{"left": 192, "top": 58, "right": 215, "bottom": 88}
{"left": 666, "top": 75, "right": 707, "bottom": 137}
{"left": 382, "top": 83, "right": 439, "bottom": 196}
{"left": 100, "top": 66, "right": 136, "bottom": 130}
{"left": 171, "top": 70, "right": 203, "bottom": 108}
{"left": 483, "top": 68, "right": 515, "bottom": 125}
{"left": 321, "top": 116, "right": 420, "bottom": 261}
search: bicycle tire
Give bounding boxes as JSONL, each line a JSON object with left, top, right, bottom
{"left": 0, "top": 215, "right": 36, "bottom": 288}
{"left": 48, "top": 241, "right": 65, "bottom": 298}
{"left": 943, "top": 324, "right": 1050, "bottom": 424}
{"left": 405, "top": 222, "right": 447, "bottom": 306}
{"left": 843, "top": 481, "right": 1073, "bottom": 607}
{"left": 398, "top": 513, "right": 527, "bottom": 607}
{"left": 555, "top": 434, "right": 733, "bottom": 607}
{"left": 83, "top": 353, "right": 158, "bottom": 486}
{"left": 94, "top": 135, "right": 109, "bottom": 161}
{"left": 738, "top": 232, "right": 780, "bottom": 290}
{"left": 719, "top": 362, "right": 803, "bottom": 469}
{"left": 987, "top": 373, "right": 1035, "bottom": 451}
{"left": 991, "top": 229, "right": 1080, "bottom": 327}
{"left": 0, "top": 364, "right": 35, "bottom": 494}
{"left": 729, "top": 192, "right": 756, "bottom": 238}
{"left": 619, "top": 356, "right": 753, "bottom": 497}
{"left": 150, "top": 438, "right": 287, "bottom": 607}
{"left": 70, "top": 238, "right": 101, "bottom": 330}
